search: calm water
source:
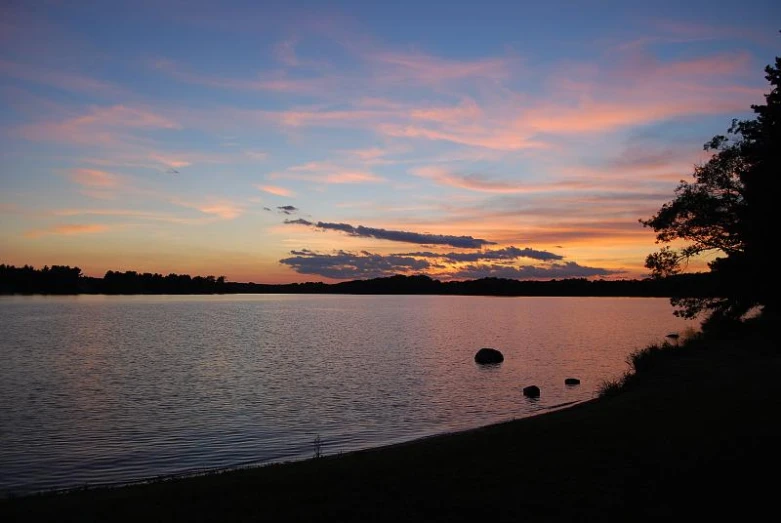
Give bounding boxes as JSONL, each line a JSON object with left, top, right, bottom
{"left": 0, "top": 295, "right": 697, "bottom": 495}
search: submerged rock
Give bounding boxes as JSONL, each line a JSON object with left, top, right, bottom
{"left": 523, "top": 385, "right": 541, "bottom": 397}
{"left": 565, "top": 378, "right": 581, "bottom": 385}
{"left": 474, "top": 348, "right": 504, "bottom": 364}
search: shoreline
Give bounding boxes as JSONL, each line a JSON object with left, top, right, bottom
{"left": 1, "top": 398, "right": 593, "bottom": 500}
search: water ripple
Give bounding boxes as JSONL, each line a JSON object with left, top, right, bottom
{"left": 0, "top": 295, "right": 696, "bottom": 495}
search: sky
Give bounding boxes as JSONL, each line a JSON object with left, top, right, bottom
{"left": 1, "top": 0, "right": 779, "bottom": 283}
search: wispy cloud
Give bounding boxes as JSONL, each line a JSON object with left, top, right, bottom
{"left": 24, "top": 224, "right": 109, "bottom": 238}
{"left": 369, "top": 50, "right": 512, "bottom": 84}
{"left": 273, "top": 38, "right": 301, "bottom": 67}
{"left": 269, "top": 161, "right": 385, "bottom": 184}
{"left": 411, "top": 166, "right": 532, "bottom": 193}
{"left": 17, "top": 105, "right": 181, "bottom": 145}
{"left": 148, "top": 153, "right": 192, "bottom": 169}
{"left": 171, "top": 198, "right": 244, "bottom": 219}
{"left": 52, "top": 208, "right": 221, "bottom": 225}
{"left": 257, "top": 184, "right": 295, "bottom": 197}
{"left": 0, "top": 59, "right": 127, "bottom": 98}
{"left": 67, "top": 168, "right": 121, "bottom": 187}
{"left": 152, "top": 58, "right": 337, "bottom": 94}
{"left": 244, "top": 150, "right": 269, "bottom": 161}
{"left": 409, "top": 98, "right": 483, "bottom": 123}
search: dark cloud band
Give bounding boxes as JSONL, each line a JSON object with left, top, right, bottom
{"left": 450, "top": 262, "right": 618, "bottom": 280}
{"left": 280, "top": 249, "right": 430, "bottom": 279}
{"left": 279, "top": 249, "right": 617, "bottom": 280}
{"left": 285, "top": 218, "right": 495, "bottom": 248}
{"left": 399, "top": 246, "right": 563, "bottom": 262}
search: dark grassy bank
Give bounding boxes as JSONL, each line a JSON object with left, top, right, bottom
{"left": 2, "top": 315, "right": 779, "bottom": 522}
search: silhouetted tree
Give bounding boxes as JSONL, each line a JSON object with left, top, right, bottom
{"left": 642, "top": 52, "right": 781, "bottom": 321}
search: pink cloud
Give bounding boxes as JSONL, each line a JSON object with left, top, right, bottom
{"left": 323, "top": 171, "right": 384, "bottom": 183}
{"left": 68, "top": 168, "right": 120, "bottom": 187}
{"left": 24, "top": 224, "right": 109, "bottom": 238}
{"left": 17, "top": 105, "right": 181, "bottom": 145}
{"left": 148, "top": 153, "right": 192, "bottom": 169}
{"left": 370, "top": 51, "right": 512, "bottom": 84}
{"left": 341, "top": 147, "right": 389, "bottom": 161}
{"left": 65, "top": 105, "right": 179, "bottom": 129}
{"left": 277, "top": 108, "right": 393, "bottom": 127}
{"left": 410, "top": 98, "right": 482, "bottom": 123}
{"left": 257, "top": 184, "right": 295, "bottom": 197}
{"left": 525, "top": 51, "right": 764, "bottom": 135}
{"left": 155, "top": 42, "right": 761, "bottom": 155}
{"left": 270, "top": 161, "right": 385, "bottom": 184}
{"left": 380, "top": 123, "right": 545, "bottom": 151}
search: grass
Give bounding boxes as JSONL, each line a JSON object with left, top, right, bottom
{"left": 2, "top": 314, "right": 779, "bottom": 522}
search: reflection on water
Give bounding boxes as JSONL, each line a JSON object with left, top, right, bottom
{"left": 0, "top": 295, "right": 697, "bottom": 494}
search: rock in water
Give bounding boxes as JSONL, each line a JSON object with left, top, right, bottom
{"left": 565, "top": 378, "right": 581, "bottom": 385}
{"left": 523, "top": 385, "right": 541, "bottom": 397}
{"left": 474, "top": 348, "right": 504, "bottom": 364}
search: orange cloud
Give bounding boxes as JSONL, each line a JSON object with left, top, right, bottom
{"left": 193, "top": 202, "right": 242, "bottom": 219}
{"left": 52, "top": 208, "right": 220, "bottom": 225}
{"left": 170, "top": 198, "right": 244, "bottom": 220}
{"left": 24, "top": 224, "right": 109, "bottom": 238}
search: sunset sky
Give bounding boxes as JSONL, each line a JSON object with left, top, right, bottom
{"left": 1, "top": 0, "right": 778, "bottom": 283}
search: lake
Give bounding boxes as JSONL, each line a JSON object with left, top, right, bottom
{"left": 0, "top": 294, "right": 697, "bottom": 495}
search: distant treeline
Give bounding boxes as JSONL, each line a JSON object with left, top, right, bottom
{"left": 1, "top": 263, "right": 722, "bottom": 298}
{"left": 0, "top": 265, "right": 228, "bottom": 295}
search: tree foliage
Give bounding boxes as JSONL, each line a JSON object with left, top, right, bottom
{"left": 642, "top": 52, "right": 781, "bottom": 321}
